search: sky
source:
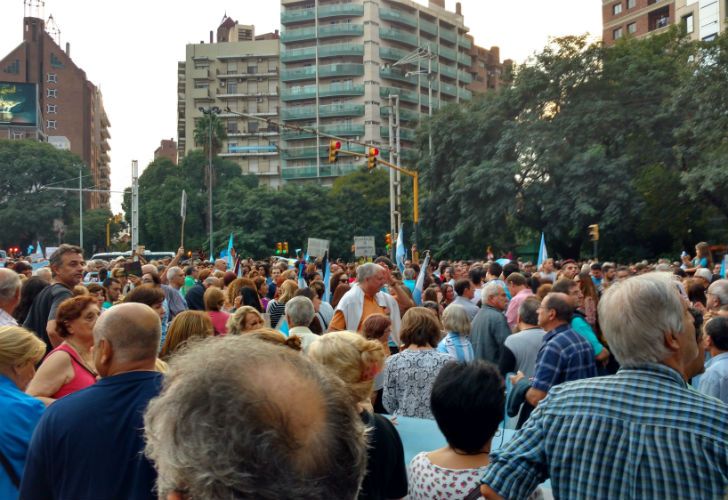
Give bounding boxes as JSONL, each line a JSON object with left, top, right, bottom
{"left": 0, "top": 1, "right": 602, "bottom": 213}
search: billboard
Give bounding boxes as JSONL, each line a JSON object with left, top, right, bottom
{"left": 0, "top": 82, "right": 38, "bottom": 126}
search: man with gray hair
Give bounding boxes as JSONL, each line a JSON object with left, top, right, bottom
{"left": 144, "top": 336, "right": 368, "bottom": 499}
{"left": 286, "top": 295, "right": 318, "bottom": 352}
{"left": 481, "top": 273, "right": 728, "bottom": 499}
{"left": 706, "top": 279, "right": 728, "bottom": 316}
{"left": 21, "top": 303, "right": 163, "bottom": 500}
{"left": 329, "top": 262, "right": 401, "bottom": 343}
{"left": 470, "top": 281, "right": 511, "bottom": 364}
{"left": 161, "top": 265, "right": 187, "bottom": 321}
{"left": 0, "top": 268, "right": 21, "bottom": 326}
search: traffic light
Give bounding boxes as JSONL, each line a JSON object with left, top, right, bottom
{"left": 328, "top": 140, "right": 341, "bottom": 163}
{"left": 283, "top": 241, "right": 289, "bottom": 254}
{"left": 367, "top": 147, "right": 379, "bottom": 170}
{"left": 588, "top": 224, "right": 600, "bottom": 241}
{"left": 385, "top": 233, "right": 392, "bottom": 252}
{"left": 275, "top": 242, "right": 282, "bottom": 255}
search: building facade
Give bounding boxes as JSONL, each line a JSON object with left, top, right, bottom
{"left": 0, "top": 16, "right": 111, "bottom": 208}
{"left": 279, "top": 0, "right": 475, "bottom": 182}
{"left": 603, "top": 0, "right": 727, "bottom": 45}
{"left": 177, "top": 18, "right": 282, "bottom": 186}
{"left": 154, "top": 138, "right": 178, "bottom": 165}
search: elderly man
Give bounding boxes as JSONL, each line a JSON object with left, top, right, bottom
{"left": 213, "top": 258, "right": 227, "bottom": 273}
{"left": 328, "top": 263, "right": 400, "bottom": 342}
{"left": 23, "top": 244, "right": 84, "bottom": 352}
{"left": 162, "top": 266, "right": 187, "bottom": 321}
{"left": 470, "top": 282, "right": 511, "bottom": 364}
{"left": 285, "top": 296, "right": 318, "bottom": 352}
{"left": 706, "top": 279, "right": 728, "bottom": 316}
{"left": 20, "top": 303, "right": 163, "bottom": 500}
{"left": 0, "top": 268, "right": 21, "bottom": 326}
{"left": 143, "top": 336, "right": 368, "bottom": 499}
{"left": 481, "top": 273, "right": 728, "bottom": 499}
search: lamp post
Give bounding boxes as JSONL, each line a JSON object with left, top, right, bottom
{"left": 199, "top": 106, "right": 221, "bottom": 261}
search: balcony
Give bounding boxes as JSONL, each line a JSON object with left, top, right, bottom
{"left": 380, "top": 27, "right": 418, "bottom": 47}
{"left": 458, "top": 37, "right": 472, "bottom": 50}
{"left": 458, "top": 70, "right": 473, "bottom": 84}
{"left": 220, "top": 145, "right": 278, "bottom": 157}
{"left": 381, "top": 106, "right": 420, "bottom": 122}
{"left": 440, "top": 82, "right": 458, "bottom": 97}
{"left": 380, "top": 8, "right": 417, "bottom": 29}
{"left": 458, "top": 88, "right": 473, "bottom": 100}
{"left": 281, "top": 166, "right": 320, "bottom": 179}
{"left": 380, "top": 86, "right": 419, "bottom": 105}
{"left": 282, "top": 146, "right": 325, "bottom": 160}
{"left": 282, "top": 123, "right": 365, "bottom": 140}
{"left": 282, "top": 82, "right": 364, "bottom": 101}
{"left": 439, "top": 63, "right": 457, "bottom": 79}
{"left": 280, "top": 63, "right": 364, "bottom": 82}
{"left": 648, "top": 6, "right": 671, "bottom": 31}
{"left": 457, "top": 52, "right": 472, "bottom": 66}
{"left": 281, "top": 27, "right": 316, "bottom": 42}
{"left": 380, "top": 126, "right": 416, "bottom": 141}
{"left": 281, "top": 103, "right": 364, "bottom": 121}
{"left": 191, "top": 67, "right": 210, "bottom": 80}
{"left": 320, "top": 43, "right": 364, "bottom": 59}
{"left": 380, "top": 66, "right": 417, "bottom": 84}
{"left": 319, "top": 4, "right": 364, "bottom": 19}
{"left": 440, "top": 29, "right": 456, "bottom": 43}
{"left": 419, "top": 18, "right": 437, "bottom": 36}
{"left": 281, "top": 8, "right": 314, "bottom": 23}
{"left": 191, "top": 87, "right": 212, "bottom": 100}
{"left": 438, "top": 46, "right": 457, "bottom": 61}
{"left": 281, "top": 46, "right": 316, "bottom": 63}
{"left": 216, "top": 68, "right": 278, "bottom": 79}
{"left": 318, "top": 24, "right": 364, "bottom": 38}
{"left": 380, "top": 46, "right": 410, "bottom": 62}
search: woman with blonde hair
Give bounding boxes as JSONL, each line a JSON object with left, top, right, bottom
{"left": 308, "top": 331, "right": 408, "bottom": 499}
{"left": 226, "top": 306, "right": 265, "bottom": 335}
{"left": 438, "top": 304, "right": 474, "bottom": 363}
{"left": 27, "top": 295, "right": 100, "bottom": 403}
{"left": 245, "top": 327, "right": 302, "bottom": 352}
{"left": 0, "top": 326, "right": 47, "bottom": 496}
{"left": 266, "top": 279, "right": 298, "bottom": 329}
{"left": 204, "top": 286, "right": 230, "bottom": 335}
{"left": 160, "top": 311, "right": 214, "bottom": 359}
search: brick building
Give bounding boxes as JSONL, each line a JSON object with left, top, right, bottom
{"left": 0, "top": 15, "right": 111, "bottom": 208}
{"left": 154, "top": 138, "right": 178, "bottom": 165}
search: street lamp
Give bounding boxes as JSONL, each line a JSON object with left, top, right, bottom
{"left": 199, "top": 105, "right": 221, "bottom": 261}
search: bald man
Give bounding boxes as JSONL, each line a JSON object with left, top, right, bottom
{"left": 21, "top": 303, "right": 162, "bottom": 500}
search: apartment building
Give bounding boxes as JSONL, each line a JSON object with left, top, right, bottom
{"left": 0, "top": 15, "right": 111, "bottom": 208}
{"left": 603, "top": 0, "right": 727, "bottom": 45}
{"left": 178, "top": 17, "right": 282, "bottom": 185}
{"left": 279, "top": 0, "right": 475, "bottom": 182}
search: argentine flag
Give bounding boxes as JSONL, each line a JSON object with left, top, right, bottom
{"left": 413, "top": 252, "right": 430, "bottom": 305}
{"left": 395, "top": 226, "right": 406, "bottom": 273}
{"left": 537, "top": 232, "right": 548, "bottom": 269}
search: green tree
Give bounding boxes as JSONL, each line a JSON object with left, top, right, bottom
{"left": 65, "top": 208, "right": 123, "bottom": 255}
{"left": 0, "top": 139, "right": 88, "bottom": 250}
{"left": 193, "top": 111, "right": 227, "bottom": 157}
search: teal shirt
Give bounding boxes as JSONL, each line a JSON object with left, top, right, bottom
{"left": 570, "top": 316, "right": 603, "bottom": 356}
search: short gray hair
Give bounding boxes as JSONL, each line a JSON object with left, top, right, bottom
{"left": 285, "top": 296, "right": 315, "bottom": 327}
{"left": 167, "top": 266, "right": 183, "bottom": 281}
{"left": 481, "top": 281, "right": 503, "bottom": 303}
{"left": 598, "top": 272, "right": 683, "bottom": 365}
{"left": 707, "top": 279, "right": 728, "bottom": 308}
{"left": 0, "top": 269, "right": 21, "bottom": 304}
{"left": 357, "top": 262, "right": 381, "bottom": 283}
{"left": 442, "top": 304, "right": 471, "bottom": 335}
{"left": 144, "top": 336, "right": 368, "bottom": 499}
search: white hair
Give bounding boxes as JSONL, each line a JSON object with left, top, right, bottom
{"left": 356, "top": 262, "right": 381, "bottom": 282}
{"left": 285, "top": 296, "right": 315, "bottom": 327}
{"left": 442, "top": 304, "right": 471, "bottom": 335}
{"left": 708, "top": 279, "right": 728, "bottom": 308}
{"left": 167, "top": 266, "right": 183, "bottom": 280}
{"left": 481, "top": 281, "right": 503, "bottom": 303}
{"left": 0, "top": 269, "right": 21, "bottom": 304}
{"left": 598, "top": 272, "right": 683, "bottom": 365}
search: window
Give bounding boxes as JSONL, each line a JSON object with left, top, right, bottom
{"left": 47, "top": 88, "right": 57, "bottom": 98}
{"left": 683, "top": 14, "right": 694, "bottom": 34}
{"left": 47, "top": 73, "right": 57, "bottom": 83}
{"left": 46, "top": 120, "right": 57, "bottom": 129}
{"left": 227, "top": 120, "right": 238, "bottom": 133}
{"left": 627, "top": 0, "right": 635, "bottom": 8}
{"left": 613, "top": 27, "right": 623, "bottom": 40}
{"left": 248, "top": 121, "right": 258, "bottom": 133}
{"left": 613, "top": 3, "right": 623, "bottom": 15}
{"left": 627, "top": 22, "right": 637, "bottom": 34}
{"left": 47, "top": 104, "right": 57, "bottom": 113}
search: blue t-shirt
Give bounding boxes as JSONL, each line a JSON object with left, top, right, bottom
{"left": 20, "top": 371, "right": 163, "bottom": 500}
{"left": 0, "top": 376, "right": 45, "bottom": 499}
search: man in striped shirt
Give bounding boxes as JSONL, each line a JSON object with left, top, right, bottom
{"left": 481, "top": 273, "right": 728, "bottom": 499}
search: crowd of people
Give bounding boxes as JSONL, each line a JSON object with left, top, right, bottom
{"left": 0, "top": 241, "right": 727, "bottom": 499}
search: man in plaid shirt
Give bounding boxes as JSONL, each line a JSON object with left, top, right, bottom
{"left": 481, "top": 273, "right": 728, "bottom": 499}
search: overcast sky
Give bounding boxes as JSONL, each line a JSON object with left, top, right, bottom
{"left": 0, "top": 1, "right": 602, "bottom": 212}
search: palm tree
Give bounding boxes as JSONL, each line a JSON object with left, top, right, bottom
{"left": 193, "top": 111, "right": 227, "bottom": 157}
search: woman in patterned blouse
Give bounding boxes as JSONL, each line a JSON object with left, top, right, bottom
{"left": 382, "top": 307, "right": 451, "bottom": 419}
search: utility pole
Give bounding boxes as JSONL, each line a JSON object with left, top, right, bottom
{"left": 199, "top": 106, "right": 221, "bottom": 261}
{"left": 131, "top": 160, "right": 139, "bottom": 252}
{"left": 388, "top": 94, "right": 401, "bottom": 261}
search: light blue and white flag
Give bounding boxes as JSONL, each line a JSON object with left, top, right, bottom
{"left": 226, "top": 233, "right": 234, "bottom": 270}
{"left": 721, "top": 254, "right": 727, "bottom": 279}
{"left": 413, "top": 252, "right": 430, "bottom": 305}
{"left": 395, "top": 226, "right": 406, "bottom": 274}
{"left": 537, "top": 232, "right": 548, "bottom": 269}
{"left": 298, "top": 254, "right": 308, "bottom": 289}
{"left": 323, "top": 254, "right": 332, "bottom": 303}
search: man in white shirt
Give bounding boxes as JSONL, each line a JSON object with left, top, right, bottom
{"left": 286, "top": 296, "right": 319, "bottom": 352}
{"left": 0, "top": 268, "right": 21, "bottom": 326}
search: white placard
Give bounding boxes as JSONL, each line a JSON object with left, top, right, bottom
{"left": 306, "top": 238, "right": 330, "bottom": 258}
{"left": 354, "top": 236, "right": 376, "bottom": 257}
